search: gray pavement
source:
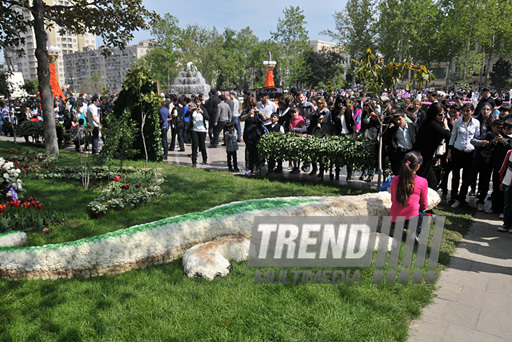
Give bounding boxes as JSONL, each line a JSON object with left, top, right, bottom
{"left": 409, "top": 212, "right": 512, "bottom": 342}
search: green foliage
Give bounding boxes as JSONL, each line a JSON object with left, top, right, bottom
{"left": 271, "top": 6, "right": 311, "bottom": 89}
{"left": 352, "top": 49, "right": 435, "bottom": 98}
{"left": 0, "top": 141, "right": 476, "bottom": 342}
{"left": 87, "top": 168, "right": 164, "bottom": 217}
{"left": 101, "top": 66, "right": 163, "bottom": 163}
{"left": 100, "top": 108, "right": 138, "bottom": 164}
{"left": 301, "top": 50, "right": 346, "bottom": 89}
{"left": 322, "top": 0, "right": 376, "bottom": 61}
{"left": 0, "top": 198, "right": 65, "bottom": 233}
{"left": 144, "top": 13, "right": 180, "bottom": 89}
{"left": 490, "top": 58, "right": 511, "bottom": 91}
{"left": 17, "top": 121, "right": 45, "bottom": 138}
{"left": 258, "top": 132, "right": 377, "bottom": 170}
{"left": 78, "top": 71, "right": 105, "bottom": 94}
{"left": 21, "top": 79, "right": 37, "bottom": 95}
{"left": 0, "top": 70, "right": 11, "bottom": 97}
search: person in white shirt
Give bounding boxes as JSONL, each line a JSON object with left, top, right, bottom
{"left": 256, "top": 90, "right": 277, "bottom": 126}
{"left": 87, "top": 95, "right": 101, "bottom": 154}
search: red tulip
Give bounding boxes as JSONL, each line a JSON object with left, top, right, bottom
{"left": 24, "top": 202, "right": 30, "bottom": 209}
{"left": 14, "top": 200, "right": 21, "bottom": 207}
{"left": 0, "top": 205, "right": 5, "bottom": 213}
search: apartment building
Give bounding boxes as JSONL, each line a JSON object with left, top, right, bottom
{"left": 63, "top": 40, "right": 149, "bottom": 93}
{"left": 3, "top": 0, "right": 96, "bottom": 84}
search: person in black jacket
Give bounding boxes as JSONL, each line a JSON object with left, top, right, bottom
{"left": 332, "top": 95, "right": 356, "bottom": 180}
{"left": 414, "top": 102, "right": 451, "bottom": 189}
{"left": 384, "top": 111, "right": 418, "bottom": 176}
{"left": 205, "top": 89, "right": 218, "bottom": 142}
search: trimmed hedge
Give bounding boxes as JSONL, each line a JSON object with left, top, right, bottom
{"left": 258, "top": 132, "right": 377, "bottom": 170}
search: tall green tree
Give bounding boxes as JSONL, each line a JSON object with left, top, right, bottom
{"left": 300, "top": 50, "right": 345, "bottom": 89}
{"left": 144, "top": 14, "right": 180, "bottom": 91}
{"left": 271, "top": 6, "right": 311, "bottom": 89}
{"left": 322, "top": 0, "right": 376, "bottom": 86}
{"left": 1, "top": 0, "right": 157, "bottom": 157}
{"left": 490, "top": 58, "right": 512, "bottom": 91}
{"left": 377, "top": 0, "right": 439, "bottom": 65}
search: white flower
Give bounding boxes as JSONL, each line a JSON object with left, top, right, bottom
{"left": 3, "top": 173, "right": 9, "bottom": 179}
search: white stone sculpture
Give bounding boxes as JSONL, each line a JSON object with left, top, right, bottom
{"left": 0, "top": 190, "right": 440, "bottom": 281}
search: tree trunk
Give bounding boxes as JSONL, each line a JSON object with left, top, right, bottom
{"left": 484, "top": 35, "right": 495, "bottom": 87}
{"left": 462, "top": 0, "right": 478, "bottom": 83}
{"left": 32, "top": 0, "right": 59, "bottom": 157}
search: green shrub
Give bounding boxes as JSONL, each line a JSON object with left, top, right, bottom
{"left": 258, "top": 132, "right": 377, "bottom": 169}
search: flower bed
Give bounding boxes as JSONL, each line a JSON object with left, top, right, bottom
{"left": 87, "top": 168, "right": 164, "bottom": 217}
{"left": 258, "top": 132, "right": 377, "bottom": 170}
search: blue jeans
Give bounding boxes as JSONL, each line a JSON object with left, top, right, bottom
{"left": 504, "top": 185, "right": 512, "bottom": 228}
{"left": 232, "top": 116, "right": 241, "bottom": 141}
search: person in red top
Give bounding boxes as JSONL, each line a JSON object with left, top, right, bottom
{"left": 390, "top": 151, "right": 429, "bottom": 237}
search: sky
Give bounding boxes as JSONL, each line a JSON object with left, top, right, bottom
{"left": 126, "top": 0, "right": 348, "bottom": 45}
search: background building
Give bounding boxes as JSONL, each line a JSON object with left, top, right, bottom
{"left": 63, "top": 40, "right": 149, "bottom": 93}
{"left": 3, "top": 0, "right": 96, "bottom": 84}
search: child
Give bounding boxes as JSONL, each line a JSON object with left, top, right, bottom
{"left": 390, "top": 151, "right": 429, "bottom": 237}
{"left": 288, "top": 106, "right": 306, "bottom": 174}
{"left": 73, "top": 118, "right": 89, "bottom": 152}
{"left": 267, "top": 113, "right": 285, "bottom": 173}
{"left": 224, "top": 122, "right": 239, "bottom": 172}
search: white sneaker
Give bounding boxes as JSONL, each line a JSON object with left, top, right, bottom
{"left": 451, "top": 200, "right": 461, "bottom": 209}
{"left": 477, "top": 202, "right": 484, "bottom": 211}
{"left": 485, "top": 208, "right": 494, "bottom": 214}
{"left": 499, "top": 213, "right": 504, "bottom": 219}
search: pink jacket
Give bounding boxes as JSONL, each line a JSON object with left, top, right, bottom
{"left": 390, "top": 175, "right": 428, "bottom": 222}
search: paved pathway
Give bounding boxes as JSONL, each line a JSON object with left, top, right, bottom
{"left": 409, "top": 212, "right": 512, "bottom": 342}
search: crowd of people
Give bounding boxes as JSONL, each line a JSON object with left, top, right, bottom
{"left": 2, "top": 85, "right": 512, "bottom": 231}
{"left": 158, "top": 86, "right": 512, "bottom": 233}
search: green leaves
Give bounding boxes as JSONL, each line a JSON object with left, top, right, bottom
{"left": 258, "top": 133, "right": 377, "bottom": 170}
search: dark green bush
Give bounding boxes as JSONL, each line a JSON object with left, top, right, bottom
{"left": 258, "top": 132, "right": 377, "bottom": 169}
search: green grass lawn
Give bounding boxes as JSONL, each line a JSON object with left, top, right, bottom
{"left": 0, "top": 141, "right": 474, "bottom": 342}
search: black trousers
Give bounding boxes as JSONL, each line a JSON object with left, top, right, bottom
{"left": 227, "top": 151, "right": 238, "bottom": 170}
{"left": 212, "top": 121, "right": 227, "bottom": 147}
{"left": 451, "top": 149, "right": 474, "bottom": 200}
{"left": 170, "top": 124, "right": 184, "bottom": 151}
{"left": 190, "top": 130, "right": 207, "bottom": 164}
{"left": 389, "top": 150, "right": 410, "bottom": 176}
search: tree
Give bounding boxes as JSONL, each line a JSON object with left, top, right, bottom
{"left": 78, "top": 72, "right": 105, "bottom": 95}
{"left": 101, "top": 66, "right": 163, "bottom": 164}
{"left": 301, "top": 50, "right": 345, "bottom": 89}
{"left": 352, "top": 49, "right": 435, "bottom": 186}
{"left": 490, "top": 58, "right": 512, "bottom": 91}
{"left": 144, "top": 14, "right": 180, "bottom": 91}
{"left": 322, "top": 0, "right": 376, "bottom": 87}
{"left": 1, "top": 0, "right": 157, "bottom": 157}
{"left": 0, "top": 70, "right": 11, "bottom": 98}
{"left": 271, "top": 6, "right": 311, "bottom": 89}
